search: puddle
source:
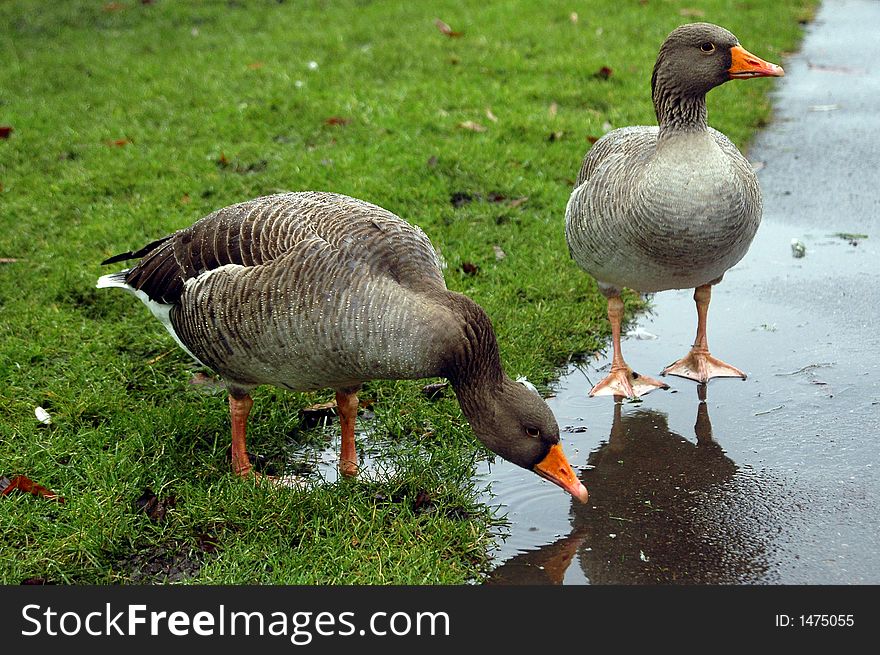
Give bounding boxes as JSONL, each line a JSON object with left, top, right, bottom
{"left": 480, "top": 219, "right": 880, "bottom": 584}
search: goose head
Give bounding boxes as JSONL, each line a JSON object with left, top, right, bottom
{"left": 652, "top": 23, "right": 784, "bottom": 107}
{"left": 458, "top": 376, "right": 589, "bottom": 503}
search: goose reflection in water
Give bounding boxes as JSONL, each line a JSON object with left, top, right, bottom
{"left": 488, "top": 389, "right": 774, "bottom": 584}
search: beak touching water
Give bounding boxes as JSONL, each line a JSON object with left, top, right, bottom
{"left": 534, "top": 443, "right": 590, "bottom": 503}
{"left": 728, "top": 44, "right": 785, "bottom": 79}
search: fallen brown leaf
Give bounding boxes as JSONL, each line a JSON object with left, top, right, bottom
{"left": 0, "top": 126, "right": 12, "bottom": 139}
{"left": 0, "top": 258, "right": 18, "bottom": 264}
{"left": 304, "top": 400, "right": 338, "bottom": 412}
{"left": 508, "top": 196, "right": 529, "bottom": 208}
{"left": 421, "top": 382, "right": 449, "bottom": 399}
{"left": 134, "top": 488, "right": 175, "bottom": 522}
{"left": 106, "top": 138, "right": 130, "bottom": 147}
{"left": 434, "top": 18, "right": 462, "bottom": 38}
{"left": 217, "top": 152, "right": 230, "bottom": 167}
{"left": 103, "top": 2, "right": 126, "bottom": 11}
{"left": 247, "top": 61, "right": 264, "bottom": 70}
{"left": 595, "top": 66, "right": 613, "bottom": 80}
{"left": 298, "top": 400, "right": 338, "bottom": 430}
{"left": 324, "top": 116, "right": 349, "bottom": 126}
{"left": 460, "top": 261, "right": 480, "bottom": 276}
{"left": 412, "top": 489, "right": 432, "bottom": 512}
{"left": 586, "top": 135, "right": 599, "bottom": 144}
{"left": 548, "top": 101, "right": 558, "bottom": 118}
{"left": 0, "top": 475, "right": 65, "bottom": 503}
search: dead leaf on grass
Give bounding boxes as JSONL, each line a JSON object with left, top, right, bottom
{"left": 1, "top": 475, "right": 65, "bottom": 503}
{"left": 324, "top": 116, "right": 349, "bottom": 126}
{"left": 421, "top": 382, "right": 449, "bottom": 399}
{"left": 134, "top": 488, "right": 176, "bottom": 522}
{"left": 460, "top": 261, "right": 480, "bottom": 276}
{"left": 434, "top": 18, "right": 462, "bottom": 38}
{"left": 485, "top": 108, "right": 498, "bottom": 123}
{"left": 0, "top": 126, "right": 13, "bottom": 139}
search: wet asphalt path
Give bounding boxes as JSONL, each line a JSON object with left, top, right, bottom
{"left": 482, "top": 0, "right": 880, "bottom": 584}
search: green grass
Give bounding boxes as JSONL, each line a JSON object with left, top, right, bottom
{"left": 0, "top": 0, "right": 814, "bottom": 584}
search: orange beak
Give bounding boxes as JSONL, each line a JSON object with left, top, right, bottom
{"left": 728, "top": 44, "right": 784, "bottom": 79}
{"left": 534, "top": 443, "right": 589, "bottom": 503}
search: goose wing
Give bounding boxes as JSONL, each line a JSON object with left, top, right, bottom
{"left": 104, "top": 191, "right": 446, "bottom": 305}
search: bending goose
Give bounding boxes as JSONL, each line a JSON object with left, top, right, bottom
{"left": 98, "top": 191, "right": 588, "bottom": 502}
{"left": 565, "top": 23, "right": 783, "bottom": 398}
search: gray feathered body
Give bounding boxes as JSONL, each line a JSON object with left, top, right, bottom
{"left": 564, "top": 125, "right": 761, "bottom": 294}
{"left": 99, "top": 192, "right": 459, "bottom": 393}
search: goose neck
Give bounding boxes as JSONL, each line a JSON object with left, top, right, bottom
{"left": 651, "top": 62, "right": 709, "bottom": 138}
{"left": 441, "top": 293, "right": 505, "bottom": 413}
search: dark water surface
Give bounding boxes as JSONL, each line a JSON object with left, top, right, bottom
{"left": 481, "top": 223, "right": 878, "bottom": 584}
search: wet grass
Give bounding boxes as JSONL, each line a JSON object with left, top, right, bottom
{"left": 0, "top": 0, "right": 814, "bottom": 584}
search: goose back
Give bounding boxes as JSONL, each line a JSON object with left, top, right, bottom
{"left": 107, "top": 192, "right": 458, "bottom": 390}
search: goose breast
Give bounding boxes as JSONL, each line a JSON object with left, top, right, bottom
{"left": 565, "top": 127, "right": 761, "bottom": 292}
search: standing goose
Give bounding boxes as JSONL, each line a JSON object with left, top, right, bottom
{"left": 98, "top": 192, "right": 588, "bottom": 503}
{"left": 565, "top": 23, "right": 783, "bottom": 398}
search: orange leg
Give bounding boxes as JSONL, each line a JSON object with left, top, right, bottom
{"left": 590, "top": 295, "right": 668, "bottom": 400}
{"left": 336, "top": 389, "right": 359, "bottom": 477}
{"left": 229, "top": 393, "right": 254, "bottom": 477}
{"left": 662, "top": 285, "right": 746, "bottom": 383}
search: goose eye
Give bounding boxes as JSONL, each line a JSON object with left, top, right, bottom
{"left": 700, "top": 42, "right": 715, "bottom": 53}
{"left": 526, "top": 427, "right": 541, "bottom": 439}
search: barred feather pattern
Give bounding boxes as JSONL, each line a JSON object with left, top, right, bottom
{"left": 565, "top": 126, "right": 761, "bottom": 294}
{"left": 112, "top": 192, "right": 468, "bottom": 391}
